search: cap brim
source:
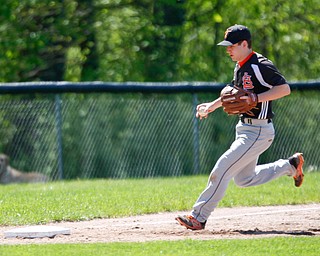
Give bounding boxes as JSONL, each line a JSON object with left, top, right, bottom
{"left": 217, "top": 40, "right": 233, "bottom": 46}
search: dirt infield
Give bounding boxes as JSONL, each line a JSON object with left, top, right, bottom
{"left": 1, "top": 204, "right": 319, "bottom": 245}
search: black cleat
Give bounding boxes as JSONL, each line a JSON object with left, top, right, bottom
{"left": 175, "top": 215, "right": 206, "bottom": 230}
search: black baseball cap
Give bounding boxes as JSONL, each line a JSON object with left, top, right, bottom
{"left": 217, "top": 24, "right": 251, "bottom": 46}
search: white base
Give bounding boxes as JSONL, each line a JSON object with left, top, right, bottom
{"left": 4, "top": 226, "right": 71, "bottom": 238}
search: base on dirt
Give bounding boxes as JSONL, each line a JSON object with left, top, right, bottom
{"left": 4, "top": 226, "right": 71, "bottom": 239}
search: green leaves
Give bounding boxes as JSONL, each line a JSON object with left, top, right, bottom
{"left": 0, "top": 0, "right": 319, "bottom": 82}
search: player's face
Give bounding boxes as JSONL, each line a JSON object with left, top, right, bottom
{"left": 226, "top": 41, "right": 248, "bottom": 62}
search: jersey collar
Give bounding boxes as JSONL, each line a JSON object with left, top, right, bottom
{"left": 238, "top": 51, "right": 255, "bottom": 67}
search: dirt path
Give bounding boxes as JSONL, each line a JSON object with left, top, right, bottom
{"left": 1, "top": 204, "right": 319, "bottom": 245}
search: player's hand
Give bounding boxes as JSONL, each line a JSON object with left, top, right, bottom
{"left": 196, "top": 104, "right": 210, "bottom": 120}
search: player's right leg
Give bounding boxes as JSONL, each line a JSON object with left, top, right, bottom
{"left": 289, "top": 153, "right": 304, "bottom": 187}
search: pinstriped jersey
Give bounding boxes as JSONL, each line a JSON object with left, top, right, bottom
{"left": 232, "top": 52, "right": 287, "bottom": 119}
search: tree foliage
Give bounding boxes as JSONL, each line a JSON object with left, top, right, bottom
{"left": 0, "top": 0, "right": 319, "bottom": 82}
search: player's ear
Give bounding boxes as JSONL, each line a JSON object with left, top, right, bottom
{"left": 241, "top": 40, "right": 248, "bottom": 48}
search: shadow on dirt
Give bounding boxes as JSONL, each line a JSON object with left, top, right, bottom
{"left": 234, "top": 228, "right": 318, "bottom": 236}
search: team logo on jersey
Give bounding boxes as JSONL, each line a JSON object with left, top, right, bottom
{"left": 242, "top": 72, "right": 254, "bottom": 89}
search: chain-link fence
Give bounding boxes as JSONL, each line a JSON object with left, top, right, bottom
{"left": 0, "top": 82, "right": 319, "bottom": 181}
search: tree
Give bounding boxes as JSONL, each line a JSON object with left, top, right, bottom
{"left": 0, "top": 0, "right": 319, "bottom": 82}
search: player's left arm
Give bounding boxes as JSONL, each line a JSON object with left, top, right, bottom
{"left": 257, "top": 83, "right": 291, "bottom": 102}
{"left": 255, "top": 63, "right": 291, "bottom": 102}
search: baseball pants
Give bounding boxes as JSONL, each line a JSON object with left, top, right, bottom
{"left": 192, "top": 120, "right": 296, "bottom": 222}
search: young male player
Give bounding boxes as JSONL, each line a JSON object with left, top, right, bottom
{"left": 176, "top": 24, "right": 304, "bottom": 230}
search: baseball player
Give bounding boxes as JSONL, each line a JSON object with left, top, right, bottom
{"left": 176, "top": 24, "right": 304, "bottom": 230}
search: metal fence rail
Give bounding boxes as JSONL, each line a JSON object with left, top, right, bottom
{"left": 0, "top": 82, "right": 318, "bottom": 181}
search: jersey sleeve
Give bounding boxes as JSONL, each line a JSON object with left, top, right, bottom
{"left": 260, "top": 61, "right": 287, "bottom": 86}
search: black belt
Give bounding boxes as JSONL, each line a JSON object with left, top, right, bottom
{"left": 240, "top": 117, "right": 272, "bottom": 125}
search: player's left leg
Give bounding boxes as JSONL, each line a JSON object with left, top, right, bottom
{"left": 184, "top": 122, "right": 274, "bottom": 224}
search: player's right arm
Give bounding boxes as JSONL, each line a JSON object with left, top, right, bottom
{"left": 196, "top": 97, "right": 223, "bottom": 119}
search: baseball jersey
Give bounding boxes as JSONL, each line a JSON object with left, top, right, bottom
{"left": 232, "top": 51, "right": 287, "bottom": 119}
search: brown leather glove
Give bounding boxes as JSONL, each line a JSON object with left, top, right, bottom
{"left": 220, "top": 85, "right": 258, "bottom": 116}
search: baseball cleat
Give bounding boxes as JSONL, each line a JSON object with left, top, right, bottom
{"left": 289, "top": 153, "right": 304, "bottom": 187}
{"left": 175, "top": 215, "right": 206, "bottom": 230}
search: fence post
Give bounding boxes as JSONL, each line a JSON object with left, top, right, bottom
{"left": 55, "top": 94, "right": 64, "bottom": 179}
{"left": 192, "top": 93, "right": 200, "bottom": 174}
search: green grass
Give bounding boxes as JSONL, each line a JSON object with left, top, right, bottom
{"left": 0, "top": 172, "right": 319, "bottom": 225}
{"left": 1, "top": 237, "right": 320, "bottom": 256}
{"left": 0, "top": 172, "right": 319, "bottom": 255}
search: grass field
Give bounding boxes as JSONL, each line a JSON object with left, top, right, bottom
{"left": 0, "top": 172, "right": 319, "bottom": 255}
{"left": 1, "top": 237, "right": 320, "bottom": 256}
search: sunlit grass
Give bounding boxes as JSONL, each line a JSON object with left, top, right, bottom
{"left": 0, "top": 172, "right": 319, "bottom": 225}
{"left": 1, "top": 237, "right": 320, "bottom": 256}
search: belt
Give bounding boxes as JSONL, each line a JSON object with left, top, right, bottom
{"left": 240, "top": 117, "right": 272, "bottom": 125}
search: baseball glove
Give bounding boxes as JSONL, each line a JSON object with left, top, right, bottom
{"left": 220, "top": 85, "right": 258, "bottom": 116}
